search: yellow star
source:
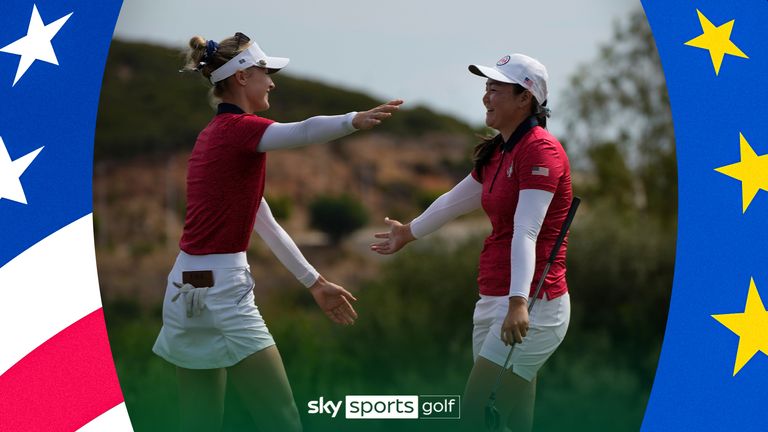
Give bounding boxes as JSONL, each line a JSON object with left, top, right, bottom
{"left": 684, "top": 9, "right": 748, "bottom": 75}
{"left": 714, "top": 133, "right": 768, "bottom": 213}
{"left": 712, "top": 278, "right": 768, "bottom": 376}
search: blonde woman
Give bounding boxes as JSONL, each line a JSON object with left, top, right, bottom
{"left": 153, "top": 32, "right": 402, "bottom": 431}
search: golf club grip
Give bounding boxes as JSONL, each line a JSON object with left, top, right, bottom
{"left": 547, "top": 197, "right": 581, "bottom": 263}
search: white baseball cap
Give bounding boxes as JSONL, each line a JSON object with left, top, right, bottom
{"left": 210, "top": 42, "right": 289, "bottom": 84}
{"left": 469, "top": 53, "right": 548, "bottom": 105}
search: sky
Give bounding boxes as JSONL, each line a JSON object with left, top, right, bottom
{"left": 114, "top": 0, "right": 639, "bottom": 135}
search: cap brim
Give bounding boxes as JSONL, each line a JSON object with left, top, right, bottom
{"left": 264, "top": 56, "right": 289, "bottom": 74}
{"left": 468, "top": 64, "right": 519, "bottom": 85}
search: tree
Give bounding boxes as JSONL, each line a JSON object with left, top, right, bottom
{"left": 563, "top": 8, "right": 676, "bottom": 221}
{"left": 309, "top": 194, "right": 369, "bottom": 245}
{"left": 559, "top": 6, "right": 677, "bottom": 395}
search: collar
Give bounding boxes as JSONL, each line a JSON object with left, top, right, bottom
{"left": 487, "top": 116, "right": 539, "bottom": 193}
{"left": 217, "top": 103, "right": 246, "bottom": 115}
{"left": 501, "top": 116, "right": 539, "bottom": 152}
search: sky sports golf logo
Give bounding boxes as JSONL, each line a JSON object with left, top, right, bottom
{"left": 307, "top": 395, "right": 460, "bottom": 420}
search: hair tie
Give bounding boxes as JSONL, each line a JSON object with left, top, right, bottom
{"left": 203, "top": 40, "right": 219, "bottom": 62}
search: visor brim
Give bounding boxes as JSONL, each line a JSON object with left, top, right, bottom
{"left": 468, "top": 64, "right": 520, "bottom": 86}
{"left": 263, "top": 56, "right": 289, "bottom": 73}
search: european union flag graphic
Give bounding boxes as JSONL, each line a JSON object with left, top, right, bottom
{"left": 0, "top": 1, "right": 132, "bottom": 431}
{"left": 641, "top": 0, "right": 768, "bottom": 430}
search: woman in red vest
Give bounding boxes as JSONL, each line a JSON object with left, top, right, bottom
{"left": 153, "top": 32, "right": 402, "bottom": 432}
{"left": 372, "top": 53, "right": 572, "bottom": 431}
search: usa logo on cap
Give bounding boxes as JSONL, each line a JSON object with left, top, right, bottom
{"left": 496, "top": 55, "right": 511, "bottom": 66}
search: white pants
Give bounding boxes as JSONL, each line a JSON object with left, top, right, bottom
{"left": 473, "top": 292, "right": 570, "bottom": 382}
{"left": 152, "top": 251, "right": 275, "bottom": 369}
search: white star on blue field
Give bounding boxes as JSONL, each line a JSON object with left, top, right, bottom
{"left": 0, "top": 1, "right": 121, "bottom": 267}
{"left": 0, "top": 136, "right": 43, "bottom": 205}
{"left": 0, "top": 4, "right": 72, "bottom": 86}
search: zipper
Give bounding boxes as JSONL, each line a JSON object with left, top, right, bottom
{"left": 488, "top": 149, "right": 507, "bottom": 193}
{"left": 488, "top": 116, "right": 538, "bottom": 193}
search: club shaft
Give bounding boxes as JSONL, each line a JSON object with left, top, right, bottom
{"left": 486, "top": 197, "right": 581, "bottom": 401}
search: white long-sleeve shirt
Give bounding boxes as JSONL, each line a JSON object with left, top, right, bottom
{"left": 251, "top": 112, "right": 358, "bottom": 287}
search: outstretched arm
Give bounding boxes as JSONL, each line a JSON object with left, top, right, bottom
{"left": 410, "top": 174, "right": 482, "bottom": 238}
{"left": 253, "top": 198, "right": 357, "bottom": 324}
{"left": 258, "top": 100, "right": 403, "bottom": 151}
{"left": 370, "top": 174, "right": 482, "bottom": 255}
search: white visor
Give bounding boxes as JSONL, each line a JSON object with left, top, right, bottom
{"left": 210, "top": 43, "right": 289, "bottom": 84}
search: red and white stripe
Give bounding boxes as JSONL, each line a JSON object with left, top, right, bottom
{"left": 0, "top": 214, "right": 134, "bottom": 431}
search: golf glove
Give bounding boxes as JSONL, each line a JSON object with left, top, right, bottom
{"left": 171, "top": 281, "right": 208, "bottom": 318}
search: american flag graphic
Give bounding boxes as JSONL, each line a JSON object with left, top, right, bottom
{"left": 531, "top": 166, "right": 549, "bottom": 176}
{"left": 0, "top": 2, "right": 133, "bottom": 431}
{"left": 523, "top": 76, "right": 534, "bottom": 88}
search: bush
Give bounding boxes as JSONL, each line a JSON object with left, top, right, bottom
{"left": 414, "top": 188, "right": 446, "bottom": 212}
{"left": 265, "top": 194, "right": 293, "bottom": 221}
{"left": 308, "top": 194, "right": 369, "bottom": 245}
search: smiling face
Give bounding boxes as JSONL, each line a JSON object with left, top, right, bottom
{"left": 240, "top": 67, "right": 274, "bottom": 112}
{"left": 483, "top": 79, "right": 533, "bottom": 137}
{"left": 220, "top": 66, "right": 275, "bottom": 113}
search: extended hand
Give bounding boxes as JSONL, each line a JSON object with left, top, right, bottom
{"left": 352, "top": 100, "right": 404, "bottom": 130}
{"left": 309, "top": 276, "right": 358, "bottom": 325}
{"left": 501, "top": 297, "right": 529, "bottom": 345}
{"left": 370, "top": 217, "right": 415, "bottom": 255}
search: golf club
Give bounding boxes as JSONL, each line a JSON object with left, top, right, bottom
{"left": 485, "top": 196, "right": 581, "bottom": 432}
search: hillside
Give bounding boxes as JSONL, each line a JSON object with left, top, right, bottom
{"left": 95, "top": 40, "right": 476, "bottom": 160}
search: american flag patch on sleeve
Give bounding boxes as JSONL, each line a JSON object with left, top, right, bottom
{"left": 532, "top": 166, "right": 549, "bottom": 176}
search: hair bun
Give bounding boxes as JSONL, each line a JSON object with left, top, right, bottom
{"left": 189, "top": 36, "right": 206, "bottom": 50}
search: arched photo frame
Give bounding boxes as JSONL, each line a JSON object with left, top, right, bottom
{"left": 0, "top": 1, "right": 766, "bottom": 431}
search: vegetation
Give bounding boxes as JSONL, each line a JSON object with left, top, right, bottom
{"left": 309, "top": 194, "right": 369, "bottom": 245}
{"left": 563, "top": 10, "right": 676, "bottom": 222}
{"left": 265, "top": 194, "right": 293, "bottom": 221}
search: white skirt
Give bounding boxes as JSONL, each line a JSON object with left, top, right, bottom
{"left": 152, "top": 251, "right": 275, "bottom": 369}
{"left": 472, "top": 292, "right": 570, "bottom": 382}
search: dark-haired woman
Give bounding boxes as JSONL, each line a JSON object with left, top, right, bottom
{"left": 371, "top": 53, "right": 572, "bottom": 431}
{"left": 152, "top": 33, "right": 402, "bottom": 432}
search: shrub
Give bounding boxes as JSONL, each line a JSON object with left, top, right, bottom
{"left": 265, "top": 194, "right": 293, "bottom": 221}
{"left": 308, "top": 194, "right": 369, "bottom": 245}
